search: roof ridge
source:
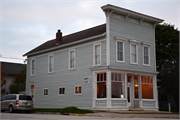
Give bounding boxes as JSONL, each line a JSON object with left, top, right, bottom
{"left": 62, "top": 23, "right": 106, "bottom": 38}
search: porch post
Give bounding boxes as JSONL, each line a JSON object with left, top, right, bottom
{"left": 92, "top": 72, "right": 96, "bottom": 108}
{"left": 138, "top": 74, "right": 142, "bottom": 107}
{"left": 107, "top": 70, "right": 111, "bottom": 109}
{"left": 125, "top": 73, "right": 128, "bottom": 108}
{"left": 154, "top": 75, "right": 158, "bottom": 109}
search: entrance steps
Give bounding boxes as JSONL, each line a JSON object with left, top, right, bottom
{"left": 129, "top": 107, "right": 144, "bottom": 111}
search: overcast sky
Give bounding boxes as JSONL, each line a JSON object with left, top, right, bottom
{"left": 0, "top": 0, "right": 179, "bottom": 64}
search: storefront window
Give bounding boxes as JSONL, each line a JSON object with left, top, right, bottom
{"left": 141, "top": 76, "right": 153, "bottom": 99}
{"left": 97, "top": 73, "right": 106, "bottom": 98}
{"left": 134, "top": 75, "right": 139, "bottom": 99}
{"left": 111, "top": 73, "right": 125, "bottom": 98}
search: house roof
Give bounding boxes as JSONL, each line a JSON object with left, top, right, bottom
{"left": 101, "top": 4, "right": 164, "bottom": 24}
{"left": 1, "top": 62, "right": 26, "bottom": 75}
{"left": 23, "top": 24, "right": 106, "bottom": 56}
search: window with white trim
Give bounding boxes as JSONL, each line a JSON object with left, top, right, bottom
{"left": 75, "top": 86, "right": 81, "bottom": 95}
{"left": 43, "top": 88, "right": 48, "bottom": 96}
{"left": 143, "top": 45, "right": 150, "bottom": 66}
{"left": 93, "top": 43, "right": 101, "bottom": 66}
{"left": 97, "top": 73, "right": 106, "bottom": 98}
{"left": 116, "top": 40, "right": 124, "bottom": 62}
{"left": 141, "top": 76, "right": 153, "bottom": 99}
{"left": 130, "top": 43, "right": 138, "bottom": 64}
{"left": 69, "top": 49, "right": 75, "bottom": 69}
{"left": 31, "top": 59, "right": 36, "bottom": 76}
{"left": 48, "top": 54, "right": 54, "bottom": 73}
{"left": 111, "top": 72, "right": 125, "bottom": 98}
{"left": 59, "top": 87, "right": 65, "bottom": 95}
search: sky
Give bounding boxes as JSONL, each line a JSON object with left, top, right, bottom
{"left": 0, "top": 0, "right": 179, "bottom": 64}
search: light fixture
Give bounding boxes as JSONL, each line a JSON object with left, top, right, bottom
{"left": 135, "top": 84, "right": 138, "bottom": 87}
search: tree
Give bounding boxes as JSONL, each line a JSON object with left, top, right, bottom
{"left": 155, "top": 23, "right": 179, "bottom": 110}
{"left": 9, "top": 67, "right": 26, "bottom": 94}
{"left": 1, "top": 65, "right": 7, "bottom": 87}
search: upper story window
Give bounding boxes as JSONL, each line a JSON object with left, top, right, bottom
{"left": 48, "top": 54, "right": 54, "bottom": 73}
{"left": 93, "top": 43, "right": 101, "bottom": 66}
{"left": 142, "top": 42, "right": 151, "bottom": 66}
{"left": 129, "top": 39, "right": 139, "bottom": 64}
{"left": 69, "top": 49, "right": 75, "bottom": 70}
{"left": 31, "top": 58, "right": 36, "bottom": 76}
{"left": 115, "top": 37, "right": 126, "bottom": 63}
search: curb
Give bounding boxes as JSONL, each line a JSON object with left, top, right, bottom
{"left": 32, "top": 112, "right": 179, "bottom": 119}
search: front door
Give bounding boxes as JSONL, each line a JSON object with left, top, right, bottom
{"left": 127, "top": 86, "right": 131, "bottom": 107}
{"left": 30, "top": 85, "right": 35, "bottom": 104}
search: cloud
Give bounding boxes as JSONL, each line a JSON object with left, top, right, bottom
{"left": 0, "top": 0, "right": 179, "bottom": 64}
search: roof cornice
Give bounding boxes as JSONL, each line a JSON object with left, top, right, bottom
{"left": 89, "top": 66, "right": 159, "bottom": 75}
{"left": 24, "top": 33, "right": 106, "bottom": 57}
{"left": 101, "top": 4, "right": 164, "bottom": 24}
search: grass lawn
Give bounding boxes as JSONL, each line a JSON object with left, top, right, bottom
{"left": 32, "top": 106, "right": 94, "bottom": 114}
{"left": 159, "top": 107, "right": 179, "bottom": 112}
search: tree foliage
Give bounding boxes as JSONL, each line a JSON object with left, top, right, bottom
{"left": 9, "top": 67, "right": 26, "bottom": 94}
{"left": 1, "top": 65, "right": 7, "bottom": 87}
{"left": 155, "top": 23, "right": 179, "bottom": 109}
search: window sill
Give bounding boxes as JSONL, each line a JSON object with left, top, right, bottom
{"left": 58, "top": 94, "right": 65, "bottom": 96}
{"left": 130, "top": 62, "right": 138, "bottom": 65}
{"left": 93, "top": 64, "right": 101, "bottom": 67}
{"left": 69, "top": 68, "right": 75, "bottom": 71}
{"left": 143, "top": 64, "right": 150, "bottom": 67}
{"left": 43, "top": 95, "right": 48, "bottom": 97}
{"left": 48, "top": 71, "right": 54, "bottom": 74}
{"left": 74, "top": 94, "right": 82, "bottom": 96}
{"left": 116, "top": 60, "right": 125, "bottom": 63}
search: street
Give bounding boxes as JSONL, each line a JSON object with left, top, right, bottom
{"left": 0, "top": 112, "right": 178, "bottom": 120}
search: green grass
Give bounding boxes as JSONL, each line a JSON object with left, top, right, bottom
{"left": 159, "top": 107, "right": 179, "bottom": 112}
{"left": 32, "top": 106, "right": 94, "bottom": 114}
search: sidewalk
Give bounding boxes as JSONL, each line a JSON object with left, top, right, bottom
{"left": 85, "top": 111, "right": 179, "bottom": 119}
{"left": 34, "top": 110, "right": 179, "bottom": 119}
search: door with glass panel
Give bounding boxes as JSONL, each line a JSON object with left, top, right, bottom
{"left": 127, "top": 75, "right": 132, "bottom": 107}
{"left": 30, "top": 85, "right": 35, "bottom": 104}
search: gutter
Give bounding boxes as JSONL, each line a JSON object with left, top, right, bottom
{"left": 23, "top": 33, "right": 106, "bottom": 57}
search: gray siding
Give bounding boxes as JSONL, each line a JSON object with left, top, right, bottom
{"left": 26, "top": 38, "right": 106, "bottom": 109}
{"left": 109, "top": 13, "right": 156, "bottom": 72}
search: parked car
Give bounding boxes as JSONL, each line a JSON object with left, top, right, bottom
{"left": 1, "top": 94, "right": 33, "bottom": 113}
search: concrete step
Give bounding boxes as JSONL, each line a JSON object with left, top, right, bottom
{"left": 129, "top": 107, "right": 144, "bottom": 111}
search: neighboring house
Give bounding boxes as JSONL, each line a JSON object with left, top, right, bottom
{"left": 23, "top": 4, "right": 163, "bottom": 111}
{"left": 1, "top": 62, "right": 26, "bottom": 97}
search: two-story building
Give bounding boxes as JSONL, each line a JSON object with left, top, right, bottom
{"left": 23, "top": 4, "right": 163, "bottom": 111}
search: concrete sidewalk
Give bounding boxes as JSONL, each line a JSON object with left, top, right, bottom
{"left": 34, "top": 111, "right": 180, "bottom": 119}
{"left": 85, "top": 112, "right": 179, "bottom": 119}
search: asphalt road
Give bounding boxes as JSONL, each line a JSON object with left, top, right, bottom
{"left": 0, "top": 112, "right": 178, "bottom": 120}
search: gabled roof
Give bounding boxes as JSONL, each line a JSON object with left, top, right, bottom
{"left": 24, "top": 24, "right": 106, "bottom": 56}
{"left": 1, "top": 62, "right": 26, "bottom": 75}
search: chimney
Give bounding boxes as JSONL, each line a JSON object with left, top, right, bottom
{"left": 56, "top": 29, "right": 62, "bottom": 44}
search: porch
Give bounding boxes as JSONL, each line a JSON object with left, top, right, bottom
{"left": 91, "top": 67, "right": 159, "bottom": 111}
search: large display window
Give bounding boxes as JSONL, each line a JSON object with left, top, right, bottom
{"left": 141, "top": 76, "right": 153, "bottom": 99}
{"left": 111, "top": 73, "right": 125, "bottom": 98}
{"left": 97, "top": 73, "right": 106, "bottom": 98}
